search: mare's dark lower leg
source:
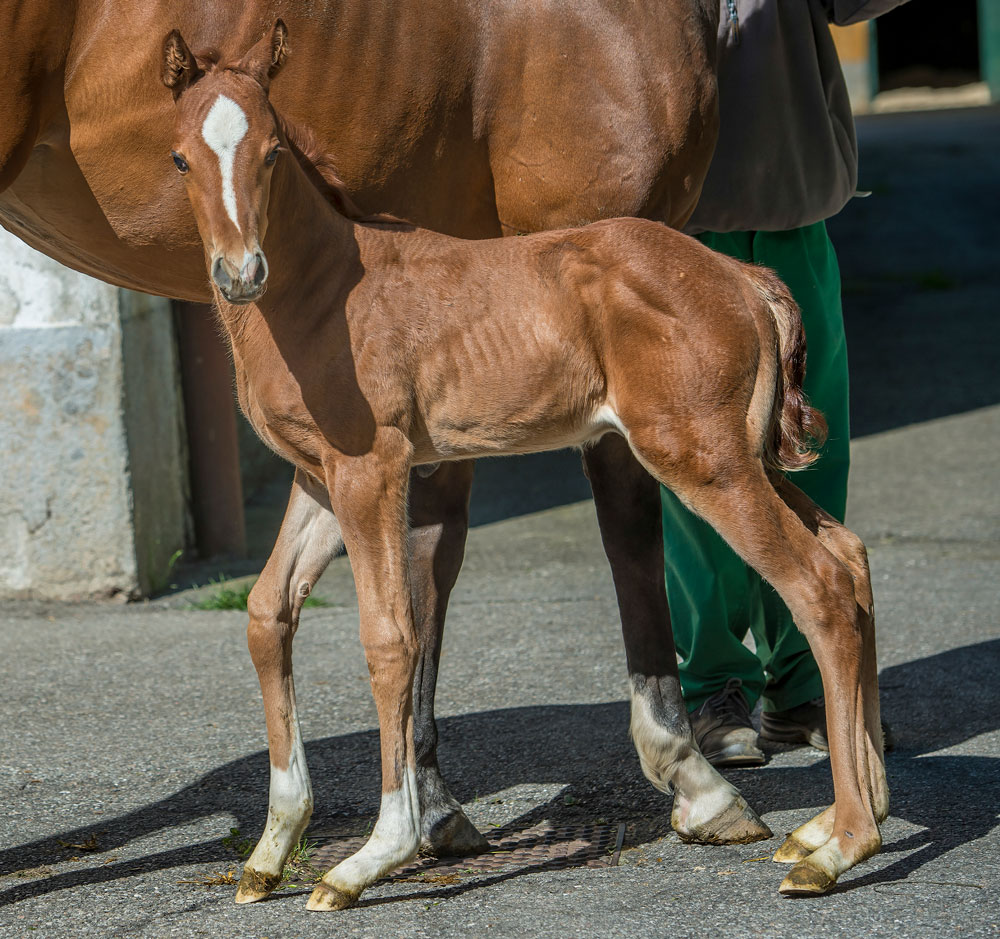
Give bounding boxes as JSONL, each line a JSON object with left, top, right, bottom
{"left": 582, "top": 434, "right": 770, "bottom": 844}
{"left": 407, "top": 461, "right": 488, "bottom": 854}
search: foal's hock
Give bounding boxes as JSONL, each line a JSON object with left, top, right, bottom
{"left": 165, "top": 21, "right": 887, "bottom": 911}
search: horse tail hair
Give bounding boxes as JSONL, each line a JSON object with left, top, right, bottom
{"left": 751, "top": 267, "right": 828, "bottom": 473}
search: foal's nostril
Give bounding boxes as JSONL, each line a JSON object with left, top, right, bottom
{"left": 250, "top": 252, "right": 268, "bottom": 288}
{"left": 211, "top": 256, "right": 235, "bottom": 293}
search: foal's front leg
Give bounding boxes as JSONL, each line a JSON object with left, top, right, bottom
{"left": 236, "top": 471, "right": 345, "bottom": 903}
{"left": 308, "top": 433, "right": 421, "bottom": 912}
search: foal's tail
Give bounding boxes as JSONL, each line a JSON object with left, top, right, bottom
{"left": 750, "top": 267, "right": 828, "bottom": 473}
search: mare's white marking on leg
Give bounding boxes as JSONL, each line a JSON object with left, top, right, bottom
{"left": 325, "top": 767, "right": 420, "bottom": 894}
{"left": 628, "top": 682, "right": 737, "bottom": 830}
{"left": 201, "top": 94, "right": 249, "bottom": 233}
{"left": 244, "top": 704, "right": 313, "bottom": 878}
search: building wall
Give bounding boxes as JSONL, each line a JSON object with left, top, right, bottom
{"left": 832, "top": 22, "right": 875, "bottom": 113}
{"left": 0, "top": 230, "right": 188, "bottom": 599}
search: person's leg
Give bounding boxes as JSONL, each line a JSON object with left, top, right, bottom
{"left": 749, "top": 222, "right": 850, "bottom": 717}
{"left": 661, "top": 483, "right": 764, "bottom": 710}
{"left": 664, "top": 223, "right": 850, "bottom": 756}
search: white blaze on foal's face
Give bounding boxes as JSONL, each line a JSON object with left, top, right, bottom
{"left": 201, "top": 94, "right": 250, "bottom": 233}
{"left": 171, "top": 72, "right": 279, "bottom": 302}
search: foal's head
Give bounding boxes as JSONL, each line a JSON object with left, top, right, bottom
{"left": 162, "top": 21, "right": 289, "bottom": 304}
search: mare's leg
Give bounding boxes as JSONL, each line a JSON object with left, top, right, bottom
{"left": 408, "top": 460, "right": 489, "bottom": 855}
{"left": 582, "top": 433, "right": 771, "bottom": 844}
{"left": 236, "top": 470, "right": 345, "bottom": 903}
{"left": 308, "top": 433, "right": 421, "bottom": 911}
{"left": 769, "top": 477, "right": 888, "bottom": 865}
{"left": 628, "top": 427, "right": 881, "bottom": 894}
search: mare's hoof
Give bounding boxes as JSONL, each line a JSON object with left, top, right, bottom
{"left": 421, "top": 810, "right": 489, "bottom": 857}
{"left": 306, "top": 882, "right": 359, "bottom": 911}
{"left": 234, "top": 867, "right": 281, "bottom": 904}
{"left": 779, "top": 860, "right": 836, "bottom": 896}
{"left": 673, "top": 794, "right": 772, "bottom": 845}
{"left": 773, "top": 834, "right": 813, "bottom": 864}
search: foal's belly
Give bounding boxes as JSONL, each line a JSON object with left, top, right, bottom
{"left": 412, "top": 326, "right": 608, "bottom": 461}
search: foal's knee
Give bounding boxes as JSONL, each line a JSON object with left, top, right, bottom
{"left": 247, "top": 581, "right": 294, "bottom": 671}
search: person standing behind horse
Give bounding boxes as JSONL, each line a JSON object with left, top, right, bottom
{"left": 666, "top": 0, "right": 907, "bottom": 765}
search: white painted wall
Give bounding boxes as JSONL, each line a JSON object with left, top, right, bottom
{"left": 0, "top": 229, "right": 188, "bottom": 598}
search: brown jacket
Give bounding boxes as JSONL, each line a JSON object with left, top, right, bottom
{"left": 686, "top": 0, "right": 908, "bottom": 233}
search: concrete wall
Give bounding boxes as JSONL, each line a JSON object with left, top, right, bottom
{"left": 0, "top": 230, "right": 189, "bottom": 599}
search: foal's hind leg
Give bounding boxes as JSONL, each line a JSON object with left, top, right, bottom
{"left": 236, "top": 470, "right": 344, "bottom": 903}
{"left": 768, "top": 477, "right": 888, "bottom": 865}
{"left": 408, "top": 461, "right": 489, "bottom": 855}
{"left": 629, "top": 431, "right": 881, "bottom": 894}
{"left": 583, "top": 434, "right": 771, "bottom": 845}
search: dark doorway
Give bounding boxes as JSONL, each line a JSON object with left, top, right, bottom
{"left": 876, "top": 0, "right": 981, "bottom": 91}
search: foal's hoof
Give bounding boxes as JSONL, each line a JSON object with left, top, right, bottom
{"left": 672, "top": 794, "right": 772, "bottom": 845}
{"left": 306, "top": 882, "right": 359, "bottom": 911}
{"left": 779, "top": 860, "right": 836, "bottom": 896}
{"left": 421, "top": 809, "right": 490, "bottom": 857}
{"left": 234, "top": 867, "right": 281, "bottom": 904}
{"left": 773, "top": 833, "right": 813, "bottom": 864}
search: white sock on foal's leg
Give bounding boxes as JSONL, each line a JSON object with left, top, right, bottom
{"left": 307, "top": 766, "right": 420, "bottom": 910}
{"left": 236, "top": 706, "right": 313, "bottom": 902}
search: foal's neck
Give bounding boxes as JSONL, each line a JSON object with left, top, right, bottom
{"left": 214, "top": 146, "right": 363, "bottom": 345}
{"left": 267, "top": 149, "right": 362, "bottom": 303}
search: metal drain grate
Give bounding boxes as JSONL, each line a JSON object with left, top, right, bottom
{"left": 311, "top": 820, "right": 625, "bottom": 881}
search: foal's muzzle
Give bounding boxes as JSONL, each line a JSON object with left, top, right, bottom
{"left": 212, "top": 251, "right": 268, "bottom": 304}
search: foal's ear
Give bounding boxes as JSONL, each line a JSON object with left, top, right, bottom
{"left": 238, "top": 19, "right": 289, "bottom": 87}
{"left": 162, "top": 30, "right": 204, "bottom": 100}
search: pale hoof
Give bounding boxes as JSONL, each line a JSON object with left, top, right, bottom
{"left": 773, "top": 834, "right": 813, "bottom": 864}
{"left": 421, "top": 809, "right": 489, "bottom": 857}
{"left": 234, "top": 867, "right": 281, "bottom": 904}
{"left": 672, "top": 794, "right": 772, "bottom": 845}
{"left": 306, "top": 882, "right": 359, "bottom": 911}
{"left": 779, "top": 859, "right": 836, "bottom": 896}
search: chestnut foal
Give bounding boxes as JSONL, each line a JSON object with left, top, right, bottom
{"left": 164, "top": 23, "right": 887, "bottom": 909}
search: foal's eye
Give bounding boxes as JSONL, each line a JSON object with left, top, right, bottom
{"left": 265, "top": 145, "right": 281, "bottom": 166}
{"left": 171, "top": 151, "right": 189, "bottom": 174}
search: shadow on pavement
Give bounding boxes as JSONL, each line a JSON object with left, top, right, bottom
{"left": 2, "top": 639, "right": 996, "bottom": 906}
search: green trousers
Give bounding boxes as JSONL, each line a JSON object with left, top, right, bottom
{"left": 661, "top": 221, "right": 850, "bottom": 713}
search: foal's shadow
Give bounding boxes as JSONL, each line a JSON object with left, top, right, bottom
{"left": 1, "top": 640, "right": 997, "bottom": 906}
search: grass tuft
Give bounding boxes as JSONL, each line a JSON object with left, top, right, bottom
{"left": 222, "top": 827, "right": 254, "bottom": 858}
{"left": 277, "top": 835, "right": 324, "bottom": 890}
{"left": 220, "top": 828, "right": 324, "bottom": 890}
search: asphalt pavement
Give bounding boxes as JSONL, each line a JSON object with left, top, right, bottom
{"left": 0, "top": 106, "right": 998, "bottom": 938}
